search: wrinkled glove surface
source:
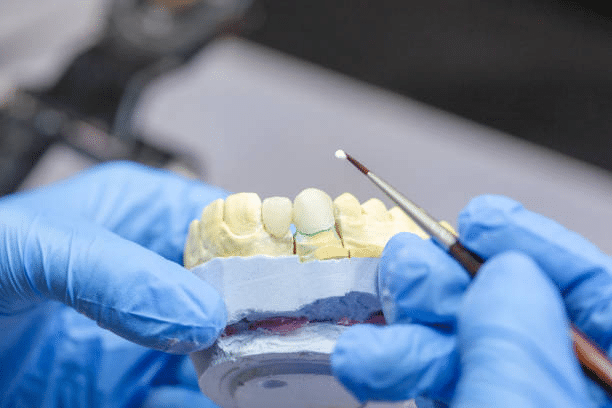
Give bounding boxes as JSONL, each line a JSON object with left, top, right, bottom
{"left": 0, "top": 161, "right": 228, "bottom": 407}
{"left": 332, "top": 195, "right": 612, "bottom": 407}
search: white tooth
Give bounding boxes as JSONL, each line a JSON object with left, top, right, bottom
{"left": 293, "top": 188, "right": 335, "bottom": 235}
{"left": 293, "top": 188, "right": 346, "bottom": 261}
{"left": 262, "top": 197, "right": 293, "bottom": 238}
{"left": 223, "top": 193, "right": 263, "bottom": 235}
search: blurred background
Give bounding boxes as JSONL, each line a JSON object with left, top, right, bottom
{"left": 2, "top": 0, "right": 612, "bottom": 251}
{"left": 2, "top": 2, "right": 612, "bottom": 406}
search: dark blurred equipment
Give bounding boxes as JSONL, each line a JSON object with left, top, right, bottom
{"left": 242, "top": 0, "right": 612, "bottom": 173}
{"left": 0, "top": 0, "right": 255, "bottom": 196}
{"left": 5, "top": 0, "right": 612, "bottom": 196}
{"left": 0, "top": 92, "right": 175, "bottom": 196}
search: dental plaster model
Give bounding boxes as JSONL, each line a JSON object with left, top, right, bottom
{"left": 183, "top": 188, "right": 428, "bottom": 268}
{"left": 184, "top": 193, "right": 294, "bottom": 268}
{"left": 333, "top": 193, "right": 428, "bottom": 258}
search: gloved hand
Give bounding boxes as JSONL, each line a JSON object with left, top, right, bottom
{"left": 0, "top": 161, "right": 228, "bottom": 408}
{"left": 332, "top": 195, "right": 612, "bottom": 407}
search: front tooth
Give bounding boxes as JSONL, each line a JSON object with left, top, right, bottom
{"left": 262, "top": 197, "right": 293, "bottom": 238}
{"left": 293, "top": 188, "right": 346, "bottom": 261}
{"left": 293, "top": 188, "right": 336, "bottom": 235}
{"left": 223, "top": 193, "right": 263, "bottom": 235}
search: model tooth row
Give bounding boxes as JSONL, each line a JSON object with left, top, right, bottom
{"left": 183, "top": 189, "right": 430, "bottom": 268}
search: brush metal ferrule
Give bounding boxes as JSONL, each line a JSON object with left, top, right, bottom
{"left": 367, "top": 173, "right": 457, "bottom": 249}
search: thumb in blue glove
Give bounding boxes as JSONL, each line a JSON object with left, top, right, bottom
{"left": 331, "top": 249, "right": 593, "bottom": 406}
{"left": 453, "top": 251, "right": 591, "bottom": 407}
{"left": 0, "top": 161, "right": 228, "bottom": 407}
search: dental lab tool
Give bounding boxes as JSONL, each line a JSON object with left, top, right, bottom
{"left": 335, "top": 149, "right": 612, "bottom": 396}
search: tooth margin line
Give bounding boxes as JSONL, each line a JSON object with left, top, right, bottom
{"left": 294, "top": 226, "right": 334, "bottom": 237}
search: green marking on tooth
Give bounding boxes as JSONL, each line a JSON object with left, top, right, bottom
{"left": 294, "top": 226, "right": 333, "bottom": 237}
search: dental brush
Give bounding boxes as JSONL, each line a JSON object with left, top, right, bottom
{"left": 335, "top": 149, "right": 612, "bottom": 396}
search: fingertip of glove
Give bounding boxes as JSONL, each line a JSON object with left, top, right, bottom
{"left": 379, "top": 234, "right": 469, "bottom": 327}
{"left": 456, "top": 252, "right": 592, "bottom": 407}
{"left": 332, "top": 324, "right": 458, "bottom": 402}
{"left": 142, "top": 386, "right": 220, "bottom": 408}
{"left": 92, "top": 257, "right": 228, "bottom": 354}
{"left": 458, "top": 195, "right": 522, "bottom": 237}
{"left": 380, "top": 233, "right": 447, "bottom": 280}
{"left": 332, "top": 325, "right": 399, "bottom": 402}
{"left": 384, "top": 232, "right": 423, "bottom": 251}
{"left": 83, "top": 160, "right": 228, "bottom": 198}
{"left": 380, "top": 233, "right": 429, "bottom": 285}
{"left": 459, "top": 251, "right": 568, "bottom": 349}
{"left": 463, "top": 251, "right": 562, "bottom": 320}
{"left": 84, "top": 160, "right": 153, "bottom": 180}
{"left": 462, "top": 195, "right": 523, "bottom": 215}
{"left": 161, "top": 278, "right": 228, "bottom": 354}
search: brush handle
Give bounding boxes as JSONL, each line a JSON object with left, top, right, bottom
{"left": 448, "top": 241, "right": 483, "bottom": 277}
{"left": 341, "top": 153, "right": 612, "bottom": 396}
{"left": 448, "top": 240, "right": 612, "bottom": 397}
{"left": 572, "top": 324, "right": 612, "bottom": 397}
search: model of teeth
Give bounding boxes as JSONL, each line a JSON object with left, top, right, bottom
{"left": 333, "top": 193, "right": 428, "bottom": 258}
{"left": 183, "top": 193, "right": 294, "bottom": 269}
{"left": 292, "top": 188, "right": 348, "bottom": 261}
{"left": 184, "top": 188, "right": 437, "bottom": 268}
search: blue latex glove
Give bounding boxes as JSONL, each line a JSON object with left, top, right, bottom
{"left": 0, "top": 161, "right": 229, "bottom": 408}
{"left": 332, "top": 195, "right": 612, "bottom": 407}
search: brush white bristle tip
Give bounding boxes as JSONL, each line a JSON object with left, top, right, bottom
{"left": 335, "top": 149, "right": 347, "bottom": 159}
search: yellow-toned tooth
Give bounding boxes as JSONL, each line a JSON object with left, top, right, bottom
{"left": 188, "top": 198, "right": 227, "bottom": 264}
{"left": 361, "top": 198, "right": 389, "bottom": 221}
{"left": 202, "top": 196, "right": 246, "bottom": 256}
{"left": 200, "top": 198, "right": 224, "bottom": 233}
{"left": 388, "top": 206, "right": 429, "bottom": 239}
{"left": 333, "top": 193, "right": 362, "bottom": 218}
{"left": 184, "top": 220, "right": 205, "bottom": 269}
{"left": 335, "top": 194, "right": 430, "bottom": 258}
{"left": 262, "top": 197, "right": 293, "bottom": 238}
{"left": 224, "top": 193, "right": 262, "bottom": 235}
{"left": 334, "top": 193, "right": 387, "bottom": 253}
{"left": 293, "top": 188, "right": 344, "bottom": 261}
{"left": 185, "top": 193, "right": 293, "bottom": 267}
